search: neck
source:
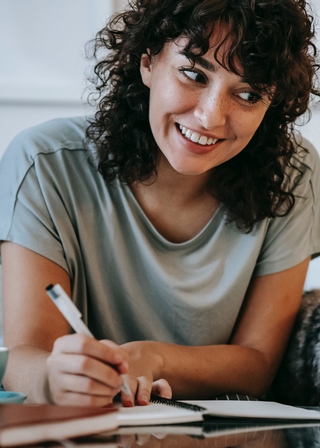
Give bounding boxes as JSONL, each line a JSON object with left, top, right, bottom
{"left": 137, "top": 155, "right": 212, "bottom": 205}
{"left": 129, "top": 156, "right": 219, "bottom": 243}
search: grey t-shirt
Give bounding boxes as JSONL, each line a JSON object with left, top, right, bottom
{"left": 0, "top": 116, "right": 319, "bottom": 345}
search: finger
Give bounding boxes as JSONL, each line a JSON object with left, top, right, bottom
{"left": 51, "top": 334, "right": 128, "bottom": 380}
{"left": 99, "top": 340, "right": 129, "bottom": 373}
{"left": 53, "top": 371, "right": 121, "bottom": 397}
{"left": 53, "top": 334, "right": 128, "bottom": 370}
{"left": 120, "top": 375, "right": 138, "bottom": 407}
{"left": 135, "top": 376, "right": 152, "bottom": 406}
{"left": 47, "top": 352, "right": 124, "bottom": 390}
{"left": 151, "top": 379, "right": 172, "bottom": 399}
{"left": 52, "top": 388, "right": 116, "bottom": 407}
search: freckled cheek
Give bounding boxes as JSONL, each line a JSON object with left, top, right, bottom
{"left": 232, "top": 114, "right": 265, "bottom": 139}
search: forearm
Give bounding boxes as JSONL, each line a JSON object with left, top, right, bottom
{"left": 3, "top": 345, "right": 51, "bottom": 404}
{"left": 162, "top": 343, "right": 275, "bottom": 398}
{"left": 153, "top": 262, "right": 309, "bottom": 400}
{"left": 124, "top": 341, "right": 275, "bottom": 399}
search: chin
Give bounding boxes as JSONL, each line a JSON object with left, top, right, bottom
{"left": 170, "top": 164, "right": 210, "bottom": 176}
{"left": 162, "top": 151, "right": 218, "bottom": 176}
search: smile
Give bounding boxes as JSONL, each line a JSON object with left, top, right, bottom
{"left": 178, "top": 124, "right": 219, "bottom": 146}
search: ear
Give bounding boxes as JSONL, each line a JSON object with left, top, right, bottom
{"left": 140, "top": 53, "right": 152, "bottom": 88}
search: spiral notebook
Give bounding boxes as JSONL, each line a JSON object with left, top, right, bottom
{"left": 116, "top": 395, "right": 320, "bottom": 426}
{"left": 116, "top": 395, "right": 204, "bottom": 426}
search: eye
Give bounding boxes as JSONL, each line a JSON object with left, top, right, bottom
{"left": 179, "top": 68, "right": 207, "bottom": 84}
{"left": 237, "top": 91, "right": 261, "bottom": 104}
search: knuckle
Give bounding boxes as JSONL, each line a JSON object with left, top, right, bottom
{"left": 52, "top": 336, "right": 65, "bottom": 351}
{"left": 137, "top": 376, "right": 151, "bottom": 392}
{"left": 77, "top": 355, "right": 91, "bottom": 372}
{"left": 76, "top": 335, "right": 91, "bottom": 352}
{"left": 80, "top": 377, "right": 96, "bottom": 394}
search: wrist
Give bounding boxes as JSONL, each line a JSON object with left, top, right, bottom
{"left": 122, "top": 340, "right": 165, "bottom": 379}
{"left": 146, "top": 341, "right": 165, "bottom": 379}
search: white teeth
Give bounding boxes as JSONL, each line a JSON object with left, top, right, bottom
{"left": 199, "top": 135, "right": 208, "bottom": 145}
{"left": 178, "top": 125, "right": 218, "bottom": 146}
{"left": 191, "top": 132, "right": 200, "bottom": 143}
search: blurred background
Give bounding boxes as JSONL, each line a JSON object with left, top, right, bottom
{"left": 0, "top": 0, "right": 126, "bottom": 152}
{"left": 0, "top": 0, "right": 319, "bottom": 289}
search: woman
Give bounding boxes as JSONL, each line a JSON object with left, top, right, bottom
{"left": 0, "top": 0, "right": 319, "bottom": 406}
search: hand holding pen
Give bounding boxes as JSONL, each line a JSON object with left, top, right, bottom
{"left": 46, "top": 284, "right": 133, "bottom": 401}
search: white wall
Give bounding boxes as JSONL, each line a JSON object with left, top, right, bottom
{"left": 0, "top": 0, "right": 127, "bottom": 151}
{"left": 0, "top": 0, "right": 319, "bottom": 289}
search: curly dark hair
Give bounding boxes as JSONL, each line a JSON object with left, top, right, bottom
{"left": 86, "top": 0, "right": 319, "bottom": 232}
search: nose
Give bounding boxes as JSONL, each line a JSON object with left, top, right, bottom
{"left": 194, "top": 90, "right": 228, "bottom": 130}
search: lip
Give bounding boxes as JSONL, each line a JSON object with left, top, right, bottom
{"left": 175, "top": 124, "right": 223, "bottom": 155}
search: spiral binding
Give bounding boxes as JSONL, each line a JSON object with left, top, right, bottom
{"left": 150, "top": 395, "right": 207, "bottom": 412}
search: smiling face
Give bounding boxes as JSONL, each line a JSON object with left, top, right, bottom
{"left": 140, "top": 33, "right": 272, "bottom": 177}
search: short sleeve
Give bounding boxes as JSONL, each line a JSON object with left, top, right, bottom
{"left": 0, "top": 117, "right": 88, "bottom": 272}
{"left": 254, "top": 139, "right": 320, "bottom": 276}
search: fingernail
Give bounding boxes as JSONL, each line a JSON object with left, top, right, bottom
{"left": 122, "top": 397, "right": 134, "bottom": 407}
{"left": 122, "top": 361, "right": 129, "bottom": 371}
{"left": 138, "top": 395, "right": 149, "bottom": 405}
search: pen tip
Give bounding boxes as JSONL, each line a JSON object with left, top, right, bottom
{"left": 46, "top": 284, "right": 54, "bottom": 291}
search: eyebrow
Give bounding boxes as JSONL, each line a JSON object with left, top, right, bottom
{"left": 179, "top": 50, "right": 249, "bottom": 83}
{"left": 179, "top": 50, "right": 216, "bottom": 72}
